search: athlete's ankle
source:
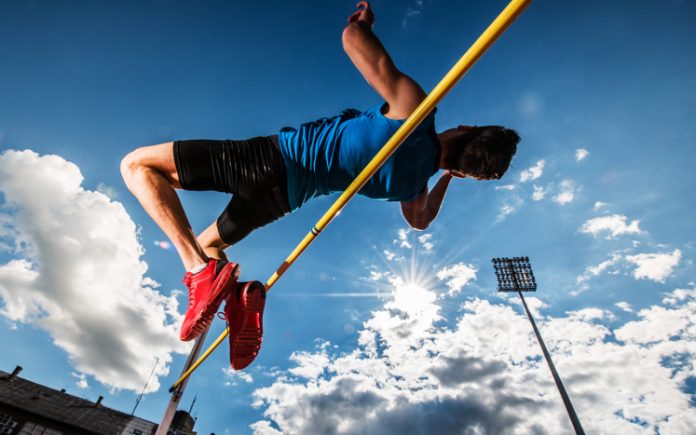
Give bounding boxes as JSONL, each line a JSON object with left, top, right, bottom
{"left": 189, "top": 262, "right": 208, "bottom": 274}
{"left": 183, "top": 255, "right": 211, "bottom": 273}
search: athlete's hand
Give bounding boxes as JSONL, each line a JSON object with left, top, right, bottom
{"left": 348, "top": 1, "right": 375, "bottom": 27}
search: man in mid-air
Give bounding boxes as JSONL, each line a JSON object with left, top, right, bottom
{"left": 121, "top": 1, "right": 520, "bottom": 370}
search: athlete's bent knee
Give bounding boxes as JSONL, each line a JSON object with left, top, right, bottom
{"left": 121, "top": 143, "right": 179, "bottom": 189}
{"left": 120, "top": 149, "right": 144, "bottom": 186}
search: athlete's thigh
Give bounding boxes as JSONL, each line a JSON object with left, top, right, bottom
{"left": 216, "top": 187, "right": 290, "bottom": 246}
{"left": 174, "top": 137, "right": 283, "bottom": 194}
{"left": 130, "top": 141, "right": 181, "bottom": 188}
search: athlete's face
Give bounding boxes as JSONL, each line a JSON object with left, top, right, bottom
{"left": 439, "top": 125, "right": 487, "bottom": 179}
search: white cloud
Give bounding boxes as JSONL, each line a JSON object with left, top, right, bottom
{"left": 579, "top": 214, "right": 642, "bottom": 239}
{"left": 552, "top": 179, "right": 578, "bottom": 205}
{"left": 662, "top": 287, "right": 696, "bottom": 305}
{"left": 96, "top": 182, "right": 118, "bottom": 200}
{"left": 575, "top": 148, "right": 590, "bottom": 161}
{"left": 251, "top": 273, "right": 696, "bottom": 434}
{"left": 496, "top": 196, "right": 524, "bottom": 222}
{"left": 519, "top": 159, "right": 545, "bottom": 183}
{"left": 368, "top": 270, "right": 386, "bottom": 281}
{"left": 383, "top": 250, "right": 396, "bottom": 261}
{"left": 288, "top": 348, "right": 331, "bottom": 380}
{"left": 506, "top": 294, "right": 549, "bottom": 319}
{"left": 73, "top": 372, "right": 89, "bottom": 389}
{"left": 625, "top": 249, "right": 681, "bottom": 283}
{"left": 436, "top": 263, "right": 477, "bottom": 296}
{"left": 594, "top": 201, "right": 607, "bottom": 210}
{"left": 532, "top": 185, "right": 546, "bottom": 201}
{"left": 0, "top": 150, "right": 189, "bottom": 392}
{"left": 576, "top": 249, "right": 682, "bottom": 289}
{"left": 396, "top": 229, "right": 412, "bottom": 249}
{"left": 223, "top": 366, "right": 254, "bottom": 386}
{"left": 616, "top": 285, "right": 694, "bottom": 346}
{"left": 570, "top": 251, "right": 624, "bottom": 296}
{"left": 495, "top": 184, "right": 516, "bottom": 191}
{"left": 403, "top": 0, "right": 425, "bottom": 28}
{"left": 249, "top": 421, "right": 283, "bottom": 435}
{"left": 497, "top": 203, "right": 516, "bottom": 220}
{"left": 418, "top": 233, "right": 434, "bottom": 252}
{"left": 615, "top": 302, "right": 633, "bottom": 313}
{"left": 576, "top": 253, "right": 624, "bottom": 285}
{"left": 566, "top": 307, "right": 614, "bottom": 322}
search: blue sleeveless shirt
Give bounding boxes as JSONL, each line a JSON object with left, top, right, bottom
{"left": 278, "top": 104, "right": 440, "bottom": 211}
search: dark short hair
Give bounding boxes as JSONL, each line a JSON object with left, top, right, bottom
{"left": 445, "top": 126, "right": 519, "bottom": 180}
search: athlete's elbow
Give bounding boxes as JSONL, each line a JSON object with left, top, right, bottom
{"left": 342, "top": 21, "right": 367, "bottom": 42}
{"left": 406, "top": 217, "right": 429, "bottom": 231}
{"left": 412, "top": 223, "right": 429, "bottom": 231}
{"left": 342, "top": 23, "right": 360, "bottom": 53}
{"left": 342, "top": 21, "right": 377, "bottom": 60}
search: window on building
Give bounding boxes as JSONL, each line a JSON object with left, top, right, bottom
{"left": 0, "top": 412, "right": 19, "bottom": 435}
{"left": 132, "top": 430, "right": 143, "bottom": 435}
{"left": 18, "top": 422, "right": 62, "bottom": 435}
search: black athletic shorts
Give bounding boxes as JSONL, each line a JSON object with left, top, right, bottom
{"left": 173, "top": 135, "right": 290, "bottom": 246}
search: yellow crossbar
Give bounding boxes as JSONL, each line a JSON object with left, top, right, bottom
{"left": 170, "top": 0, "right": 532, "bottom": 392}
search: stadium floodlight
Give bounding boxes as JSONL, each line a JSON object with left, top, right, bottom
{"left": 491, "top": 257, "right": 585, "bottom": 435}
{"left": 492, "top": 256, "right": 536, "bottom": 292}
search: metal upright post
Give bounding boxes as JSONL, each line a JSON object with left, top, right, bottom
{"left": 156, "top": 329, "right": 208, "bottom": 435}
{"left": 492, "top": 257, "right": 585, "bottom": 435}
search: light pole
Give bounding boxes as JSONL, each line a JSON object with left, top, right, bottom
{"left": 492, "top": 257, "right": 585, "bottom": 435}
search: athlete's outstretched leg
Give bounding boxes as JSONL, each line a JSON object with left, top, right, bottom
{"left": 120, "top": 141, "right": 238, "bottom": 341}
{"left": 120, "top": 142, "right": 208, "bottom": 271}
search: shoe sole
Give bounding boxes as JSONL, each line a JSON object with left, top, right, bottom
{"left": 190, "top": 262, "right": 240, "bottom": 336}
{"left": 229, "top": 281, "right": 266, "bottom": 370}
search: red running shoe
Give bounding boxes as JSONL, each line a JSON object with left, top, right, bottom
{"left": 224, "top": 281, "right": 266, "bottom": 370}
{"left": 180, "top": 259, "right": 240, "bottom": 341}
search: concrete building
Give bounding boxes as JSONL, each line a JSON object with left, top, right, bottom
{"left": 0, "top": 367, "right": 196, "bottom": 435}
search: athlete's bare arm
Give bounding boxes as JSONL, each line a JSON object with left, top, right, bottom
{"left": 342, "top": 2, "right": 453, "bottom": 230}
{"left": 342, "top": 1, "right": 426, "bottom": 120}
{"left": 400, "top": 172, "right": 455, "bottom": 231}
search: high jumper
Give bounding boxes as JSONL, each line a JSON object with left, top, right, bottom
{"left": 121, "top": 1, "right": 521, "bottom": 372}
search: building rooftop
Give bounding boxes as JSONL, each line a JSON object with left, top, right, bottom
{"left": 0, "top": 368, "right": 155, "bottom": 434}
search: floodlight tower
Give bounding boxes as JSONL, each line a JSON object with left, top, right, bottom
{"left": 491, "top": 257, "right": 585, "bottom": 435}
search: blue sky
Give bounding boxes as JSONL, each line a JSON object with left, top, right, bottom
{"left": 1, "top": 0, "right": 696, "bottom": 433}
